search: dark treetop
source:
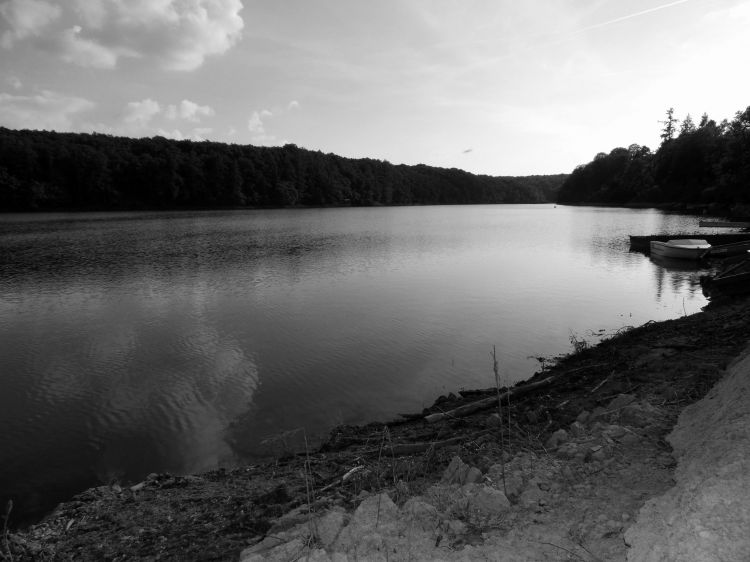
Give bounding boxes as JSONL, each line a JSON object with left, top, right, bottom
{"left": 0, "top": 128, "right": 565, "bottom": 212}
{"left": 557, "top": 105, "right": 750, "bottom": 213}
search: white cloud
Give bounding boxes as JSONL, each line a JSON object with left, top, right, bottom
{"left": 0, "top": 0, "right": 61, "bottom": 48}
{"left": 166, "top": 99, "right": 215, "bottom": 122}
{"left": 123, "top": 98, "right": 161, "bottom": 127}
{"left": 1, "top": 0, "right": 244, "bottom": 71}
{"left": 0, "top": 89, "right": 93, "bottom": 130}
{"left": 248, "top": 110, "right": 265, "bottom": 134}
{"left": 247, "top": 101, "right": 300, "bottom": 145}
{"left": 59, "top": 25, "right": 118, "bottom": 68}
{"left": 157, "top": 126, "right": 213, "bottom": 141}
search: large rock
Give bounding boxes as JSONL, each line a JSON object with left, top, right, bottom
{"left": 441, "top": 455, "right": 482, "bottom": 485}
{"left": 450, "top": 483, "right": 511, "bottom": 525}
{"left": 626, "top": 348, "right": 750, "bottom": 561}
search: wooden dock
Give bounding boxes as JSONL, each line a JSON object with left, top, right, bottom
{"left": 698, "top": 220, "right": 750, "bottom": 228}
{"left": 629, "top": 233, "right": 750, "bottom": 252}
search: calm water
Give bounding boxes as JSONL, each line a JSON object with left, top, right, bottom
{"left": 0, "top": 205, "right": 718, "bottom": 519}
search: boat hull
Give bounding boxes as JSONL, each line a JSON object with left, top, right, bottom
{"left": 649, "top": 239, "right": 711, "bottom": 260}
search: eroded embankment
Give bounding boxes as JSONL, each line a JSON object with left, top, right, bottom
{"left": 625, "top": 344, "right": 750, "bottom": 561}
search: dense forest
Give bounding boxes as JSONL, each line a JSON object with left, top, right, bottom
{"left": 0, "top": 127, "right": 565, "bottom": 211}
{"left": 557, "top": 105, "right": 750, "bottom": 214}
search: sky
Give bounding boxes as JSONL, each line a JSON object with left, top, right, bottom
{"left": 0, "top": 0, "right": 749, "bottom": 176}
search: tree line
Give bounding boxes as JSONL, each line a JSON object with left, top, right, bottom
{"left": 0, "top": 127, "right": 565, "bottom": 211}
{"left": 557, "top": 105, "right": 750, "bottom": 215}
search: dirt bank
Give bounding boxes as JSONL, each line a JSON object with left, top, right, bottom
{"left": 5, "top": 296, "right": 750, "bottom": 561}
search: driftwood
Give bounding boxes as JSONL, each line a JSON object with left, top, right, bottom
{"left": 424, "top": 374, "right": 558, "bottom": 423}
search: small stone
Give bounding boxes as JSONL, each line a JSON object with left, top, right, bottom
{"left": 486, "top": 413, "right": 502, "bottom": 427}
{"left": 589, "top": 407, "right": 608, "bottom": 423}
{"left": 441, "top": 456, "right": 482, "bottom": 485}
{"left": 442, "top": 456, "right": 469, "bottom": 484}
{"left": 576, "top": 411, "right": 590, "bottom": 424}
{"left": 591, "top": 448, "right": 608, "bottom": 462}
{"left": 569, "top": 421, "right": 586, "bottom": 437}
{"left": 545, "top": 428, "right": 569, "bottom": 450}
{"left": 604, "top": 424, "right": 627, "bottom": 439}
{"left": 465, "top": 467, "right": 483, "bottom": 484}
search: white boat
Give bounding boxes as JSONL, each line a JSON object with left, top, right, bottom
{"left": 649, "top": 239, "right": 711, "bottom": 260}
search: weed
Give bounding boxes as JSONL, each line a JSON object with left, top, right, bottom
{"left": 2, "top": 499, "right": 13, "bottom": 562}
{"left": 491, "top": 346, "right": 508, "bottom": 497}
{"left": 569, "top": 331, "right": 590, "bottom": 354}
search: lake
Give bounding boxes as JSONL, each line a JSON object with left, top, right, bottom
{"left": 0, "top": 204, "right": 718, "bottom": 520}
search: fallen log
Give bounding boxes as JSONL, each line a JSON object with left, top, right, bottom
{"left": 361, "top": 429, "right": 492, "bottom": 456}
{"left": 424, "top": 374, "right": 558, "bottom": 423}
{"left": 423, "top": 363, "right": 609, "bottom": 423}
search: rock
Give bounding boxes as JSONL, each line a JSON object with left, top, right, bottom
{"left": 620, "top": 401, "right": 661, "bottom": 428}
{"left": 401, "top": 497, "right": 440, "bottom": 532}
{"left": 314, "top": 507, "right": 347, "bottom": 547}
{"left": 556, "top": 442, "right": 579, "bottom": 459}
{"left": 607, "top": 393, "right": 637, "bottom": 411}
{"left": 576, "top": 410, "right": 590, "bottom": 424}
{"left": 518, "top": 486, "right": 544, "bottom": 509}
{"left": 460, "top": 484, "right": 511, "bottom": 523}
{"left": 486, "top": 464, "right": 524, "bottom": 501}
{"left": 334, "top": 492, "right": 401, "bottom": 552}
{"left": 444, "top": 518, "right": 467, "bottom": 536}
{"left": 545, "top": 428, "right": 569, "bottom": 450}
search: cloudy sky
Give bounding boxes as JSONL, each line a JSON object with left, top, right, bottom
{"left": 0, "top": 0, "right": 748, "bottom": 176}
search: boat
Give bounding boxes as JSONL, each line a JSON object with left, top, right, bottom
{"left": 703, "top": 239, "right": 750, "bottom": 259}
{"left": 629, "top": 233, "right": 750, "bottom": 252}
{"left": 701, "top": 253, "right": 750, "bottom": 298}
{"left": 649, "top": 239, "right": 711, "bottom": 260}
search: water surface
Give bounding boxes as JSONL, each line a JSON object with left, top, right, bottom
{"left": 0, "top": 204, "right": 718, "bottom": 519}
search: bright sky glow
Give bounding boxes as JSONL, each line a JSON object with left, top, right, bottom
{"left": 1, "top": 0, "right": 748, "bottom": 175}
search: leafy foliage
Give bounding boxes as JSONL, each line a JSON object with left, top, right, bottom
{"left": 0, "top": 128, "right": 566, "bottom": 211}
{"left": 557, "top": 105, "right": 750, "bottom": 213}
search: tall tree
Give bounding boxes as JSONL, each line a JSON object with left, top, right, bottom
{"left": 660, "top": 107, "right": 678, "bottom": 144}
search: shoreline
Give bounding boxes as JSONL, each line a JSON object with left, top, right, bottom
{"left": 6, "top": 295, "right": 750, "bottom": 560}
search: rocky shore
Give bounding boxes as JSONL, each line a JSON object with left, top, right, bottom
{"left": 5, "top": 295, "right": 750, "bottom": 561}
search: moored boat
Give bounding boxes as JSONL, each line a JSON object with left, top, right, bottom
{"left": 649, "top": 239, "right": 711, "bottom": 260}
{"left": 701, "top": 253, "right": 750, "bottom": 298}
